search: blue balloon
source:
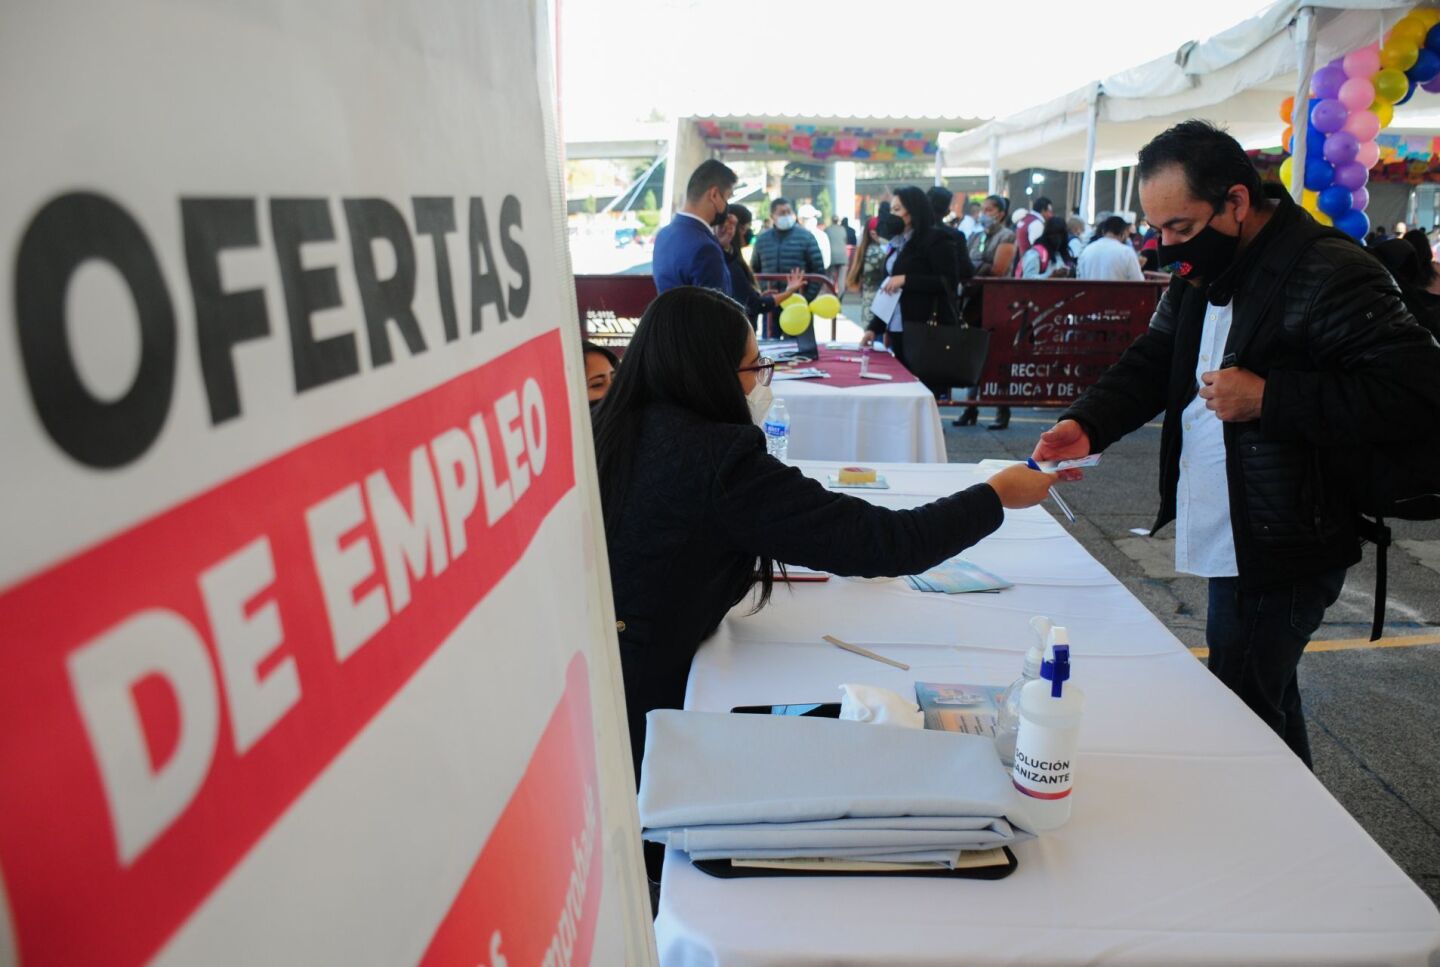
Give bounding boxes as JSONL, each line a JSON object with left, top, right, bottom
{"left": 1304, "top": 157, "right": 1335, "bottom": 191}
{"left": 1427, "top": 23, "right": 1440, "bottom": 54}
{"left": 1397, "top": 78, "right": 1419, "bottom": 106}
{"left": 1411, "top": 48, "right": 1440, "bottom": 84}
{"left": 1318, "top": 185, "right": 1353, "bottom": 218}
{"left": 1334, "top": 208, "right": 1369, "bottom": 240}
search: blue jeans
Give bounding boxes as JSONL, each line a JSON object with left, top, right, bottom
{"left": 1205, "top": 568, "right": 1345, "bottom": 768}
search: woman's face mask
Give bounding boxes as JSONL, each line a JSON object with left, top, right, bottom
{"left": 745, "top": 383, "right": 774, "bottom": 426}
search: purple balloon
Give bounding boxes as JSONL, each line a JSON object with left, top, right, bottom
{"left": 1351, "top": 186, "right": 1369, "bottom": 211}
{"left": 1333, "top": 161, "right": 1368, "bottom": 191}
{"left": 1424, "top": 73, "right": 1440, "bottom": 94}
{"left": 1322, "top": 129, "right": 1359, "bottom": 165}
{"left": 1311, "top": 64, "right": 1346, "bottom": 99}
{"left": 1310, "top": 98, "right": 1348, "bottom": 134}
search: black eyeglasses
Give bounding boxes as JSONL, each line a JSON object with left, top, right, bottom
{"left": 736, "top": 356, "right": 774, "bottom": 386}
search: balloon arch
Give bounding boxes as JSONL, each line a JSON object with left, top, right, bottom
{"left": 1279, "top": 7, "right": 1440, "bottom": 238}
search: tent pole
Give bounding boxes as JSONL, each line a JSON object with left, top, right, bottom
{"left": 1124, "top": 165, "right": 1135, "bottom": 217}
{"left": 1290, "top": 6, "right": 1317, "bottom": 204}
{"left": 988, "top": 136, "right": 999, "bottom": 195}
{"left": 934, "top": 149, "right": 943, "bottom": 187}
{"left": 1079, "top": 91, "right": 1101, "bottom": 225}
{"left": 1113, "top": 167, "right": 1122, "bottom": 218}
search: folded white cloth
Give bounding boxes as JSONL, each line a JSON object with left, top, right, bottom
{"left": 838, "top": 683, "right": 923, "bottom": 728}
{"left": 638, "top": 710, "right": 1032, "bottom": 866}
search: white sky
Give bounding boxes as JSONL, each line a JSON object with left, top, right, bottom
{"left": 561, "top": 0, "right": 1278, "bottom": 135}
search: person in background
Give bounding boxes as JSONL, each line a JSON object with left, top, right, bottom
{"left": 651, "top": 159, "right": 737, "bottom": 294}
{"left": 751, "top": 196, "right": 826, "bottom": 304}
{"left": 1012, "top": 195, "right": 1052, "bottom": 277}
{"left": 1402, "top": 228, "right": 1440, "bottom": 297}
{"left": 928, "top": 185, "right": 977, "bottom": 292}
{"left": 718, "top": 203, "right": 805, "bottom": 329}
{"left": 954, "top": 199, "right": 982, "bottom": 240}
{"left": 846, "top": 214, "right": 900, "bottom": 333}
{"left": 1077, "top": 215, "right": 1144, "bottom": 281}
{"left": 1373, "top": 232, "right": 1440, "bottom": 339}
{"left": 798, "top": 204, "right": 832, "bottom": 269}
{"left": 1066, "top": 215, "right": 1088, "bottom": 261}
{"left": 859, "top": 186, "right": 959, "bottom": 369}
{"left": 1033, "top": 119, "right": 1440, "bottom": 766}
{"left": 594, "top": 285, "right": 1060, "bottom": 776}
{"left": 965, "top": 194, "right": 1018, "bottom": 428}
{"left": 583, "top": 341, "right": 619, "bottom": 410}
{"left": 824, "top": 215, "right": 851, "bottom": 291}
{"left": 1396, "top": 221, "right": 1409, "bottom": 237}
{"left": 842, "top": 216, "right": 857, "bottom": 247}
{"left": 1019, "top": 215, "right": 1077, "bottom": 278}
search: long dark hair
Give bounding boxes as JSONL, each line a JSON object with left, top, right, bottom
{"left": 1039, "top": 215, "right": 1077, "bottom": 268}
{"left": 726, "top": 202, "right": 759, "bottom": 287}
{"left": 592, "top": 286, "right": 782, "bottom": 608}
{"left": 891, "top": 185, "right": 935, "bottom": 238}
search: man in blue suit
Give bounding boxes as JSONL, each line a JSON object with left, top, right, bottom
{"left": 653, "top": 159, "right": 737, "bottom": 294}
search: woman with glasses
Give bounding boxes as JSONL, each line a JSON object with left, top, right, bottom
{"left": 593, "top": 285, "right": 1060, "bottom": 777}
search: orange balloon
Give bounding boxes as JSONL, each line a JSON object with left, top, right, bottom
{"left": 1282, "top": 125, "right": 1293, "bottom": 150}
{"left": 1279, "top": 95, "right": 1295, "bottom": 123}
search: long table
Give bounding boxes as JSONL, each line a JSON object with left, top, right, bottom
{"left": 654, "top": 461, "right": 1440, "bottom": 966}
{"left": 770, "top": 350, "right": 946, "bottom": 464}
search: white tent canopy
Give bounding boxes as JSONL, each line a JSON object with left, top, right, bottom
{"left": 940, "top": 0, "right": 1422, "bottom": 216}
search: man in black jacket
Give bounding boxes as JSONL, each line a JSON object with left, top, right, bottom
{"left": 750, "top": 196, "right": 826, "bottom": 300}
{"left": 1033, "top": 120, "right": 1440, "bottom": 766}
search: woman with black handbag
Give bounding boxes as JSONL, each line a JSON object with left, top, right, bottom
{"left": 858, "top": 186, "right": 959, "bottom": 372}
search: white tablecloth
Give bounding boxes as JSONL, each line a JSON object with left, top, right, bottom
{"left": 771, "top": 379, "right": 946, "bottom": 464}
{"left": 655, "top": 461, "right": 1440, "bottom": 966}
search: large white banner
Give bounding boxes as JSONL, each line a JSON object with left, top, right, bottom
{"left": 0, "top": 2, "right": 655, "bottom": 964}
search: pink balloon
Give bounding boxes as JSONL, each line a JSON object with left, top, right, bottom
{"left": 1343, "top": 109, "right": 1381, "bottom": 142}
{"left": 1338, "top": 77, "right": 1375, "bottom": 111}
{"left": 1356, "top": 139, "right": 1381, "bottom": 168}
{"left": 1351, "top": 186, "right": 1369, "bottom": 211}
{"left": 1344, "top": 44, "right": 1381, "bottom": 78}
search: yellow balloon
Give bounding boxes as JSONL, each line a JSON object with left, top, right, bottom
{"left": 1381, "top": 41, "right": 1419, "bottom": 72}
{"left": 1415, "top": 8, "right": 1440, "bottom": 28}
{"left": 1390, "top": 18, "right": 1428, "bottom": 47}
{"left": 1371, "top": 98, "right": 1395, "bottom": 129}
{"left": 1301, "top": 189, "right": 1320, "bottom": 213}
{"left": 1279, "top": 156, "right": 1294, "bottom": 189}
{"left": 779, "top": 302, "right": 812, "bottom": 336}
{"left": 809, "top": 293, "right": 841, "bottom": 319}
{"left": 1312, "top": 209, "right": 1333, "bottom": 227}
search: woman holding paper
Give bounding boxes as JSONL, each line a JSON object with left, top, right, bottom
{"left": 593, "top": 285, "right": 1058, "bottom": 775}
{"left": 858, "top": 185, "right": 960, "bottom": 368}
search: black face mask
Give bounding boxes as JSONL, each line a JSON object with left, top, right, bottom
{"left": 1156, "top": 210, "right": 1240, "bottom": 284}
{"left": 743, "top": 228, "right": 754, "bottom": 246}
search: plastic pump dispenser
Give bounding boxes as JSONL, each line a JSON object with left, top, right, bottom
{"left": 1011, "top": 624, "right": 1085, "bottom": 830}
{"left": 993, "top": 619, "right": 1049, "bottom": 765}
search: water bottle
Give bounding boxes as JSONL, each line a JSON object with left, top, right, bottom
{"left": 763, "top": 399, "right": 790, "bottom": 461}
{"left": 1012, "top": 631, "right": 1085, "bottom": 831}
{"left": 993, "top": 642, "right": 1043, "bottom": 767}
{"left": 859, "top": 343, "right": 871, "bottom": 376}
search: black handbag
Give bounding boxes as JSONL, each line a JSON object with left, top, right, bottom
{"left": 901, "top": 323, "right": 990, "bottom": 388}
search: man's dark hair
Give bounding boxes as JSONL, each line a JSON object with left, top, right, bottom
{"left": 1090, "top": 214, "right": 1130, "bottom": 242}
{"left": 984, "top": 194, "right": 1009, "bottom": 215}
{"left": 926, "top": 185, "right": 954, "bottom": 220}
{"left": 1137, "top": 119, "right": 1265, "bottom": 210}
{"left": 1033, "top": 196, "right": 1053, "bottom": 215}
{"left": 770, "top": 195, "right": 793, "bottom": 212}
{"left": 685, "top": 159, "right": 738, "bottom": 202}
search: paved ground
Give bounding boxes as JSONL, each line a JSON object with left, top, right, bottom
{"left": 944, "top": 407, "right": 1440, "bottom": 908}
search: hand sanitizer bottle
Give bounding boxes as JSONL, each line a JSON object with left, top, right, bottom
{"left": 1011, "top": 627, "right": 1084, "bottom": 831}
{"left": 993, "top": 644, "right": 1043, "bottom": 767}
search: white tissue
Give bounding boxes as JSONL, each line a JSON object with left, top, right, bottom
{"left": 838, "top": 684, "right": 924, "bottom": 729}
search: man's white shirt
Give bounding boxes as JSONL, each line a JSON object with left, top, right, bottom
{"left": 1175, "top": 300, "right": 1239, "bottom": 578}
{"left": 1077, "top": 236, "right": 1144, "bottom": 281}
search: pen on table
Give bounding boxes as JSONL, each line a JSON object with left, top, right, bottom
{"left": 1026, "top": 458, "right": 1077, "bottom": 523}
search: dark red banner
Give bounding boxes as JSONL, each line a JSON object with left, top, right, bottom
{"left": 0, "top": 329, "right": 575, "bottom": 966}
{"left": 973, "top": 279, "right": 1166, "bottom": 406}
{"left": 421, "top": 652, "right": 602, "bottom": 967}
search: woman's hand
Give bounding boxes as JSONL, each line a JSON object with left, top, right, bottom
{"left": 986, "top": 464, "right": 1059, "bottom": 510}
{"left": 859, "top": 330, "right": 877, "bottom": 348}
{"left": 881, "top": 274, "right": 905, "bottom": 294}
{"left": 780, "top": 267, "right": 806, "bottom": 297}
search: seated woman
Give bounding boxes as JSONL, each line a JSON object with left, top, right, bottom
{"left": 1019, "top": 216, "right": 1078, "bottom": 279}
{"left": 593, "top": 285, "right": 1060, "bottom": 776}
{"left": 582, "top": 341, "right": 618, "bottom": 410}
